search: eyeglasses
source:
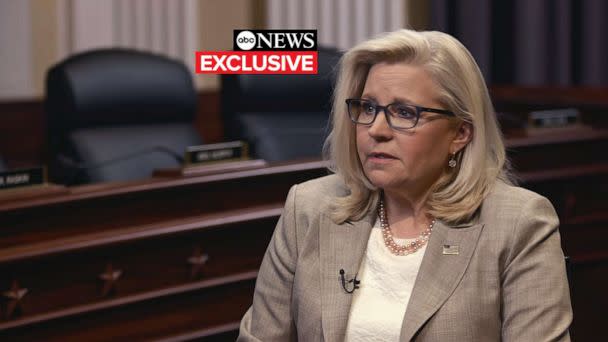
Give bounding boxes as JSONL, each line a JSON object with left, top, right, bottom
{"left": 345, "top": 98, "right": 455, "bottom": 130}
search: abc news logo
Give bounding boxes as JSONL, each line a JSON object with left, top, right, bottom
{"left": 195, "top": 29, "right": 318, "bottom": 74}
{"left": 234, "top": 30, "right": 317, "bottom": 51}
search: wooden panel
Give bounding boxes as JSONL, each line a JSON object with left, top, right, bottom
{"left": 507, "top": 129, "right": 608, "bottom": 173}
{"left": 195, "top": 91, "right": 223, "bottom": 144}
{"left": 0, "top": 216, "right": 274, "bottom": 330}
{"left": 491, "top": 85, "right": 608, "bottom": 110}
{"left": 0, "top": 100, "right": 45, "bottom": 169}
{"left": 524, "top": 170, "right": 608, "bottom": 221}
{"left": 0, "top": 160, "right": 327, "bottom": 250}
{"left": 491, "top": 86, "right": 608, "bottom": 127}
{"left": 0, "top": 280, "right": 254, "bottom": 341}
{"left": 560, "top": 221, "right": 608, "bottom": 263}
{"left": 569, "top": 261, "right": 608, "bottom": 342}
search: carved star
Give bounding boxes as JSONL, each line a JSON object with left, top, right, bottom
{"left": 3, "top": 280, "right": 28, "bottom": 319}
{"left": 187, "top": 246, "right": 209, "bottom": 279}
{"left": 98, "top": 263, "right": 122, "bottom": 297}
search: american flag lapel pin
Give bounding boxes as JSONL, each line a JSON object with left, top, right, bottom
{"left": 442, "top": 244, "right": 460, "bottom": 255}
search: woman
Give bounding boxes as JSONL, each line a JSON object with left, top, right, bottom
{"left": 238, "top": 29, "right": 572, "bottom": 341}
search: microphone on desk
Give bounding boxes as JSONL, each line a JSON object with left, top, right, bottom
{"left": 57, "top": 146, "right": 184, "bottom": 185}
{"left": 339, "top": 269, "right": 360, "bottom": 294}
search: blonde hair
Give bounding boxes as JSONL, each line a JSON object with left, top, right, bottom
{"left": 323, "top": 29, "right": 513, "bottom": 224}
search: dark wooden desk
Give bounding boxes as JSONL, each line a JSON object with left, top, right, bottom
{"left": 1, "top": 126, "right": 607, "bottom": 340}
{"left": 0, "top": 160, "right": 328, "bottom": 340}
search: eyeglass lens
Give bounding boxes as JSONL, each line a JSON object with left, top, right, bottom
{"left": 348, "top": 100, "right": 418, "bottom": 129}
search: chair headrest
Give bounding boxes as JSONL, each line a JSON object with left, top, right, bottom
{"left": 46, "top": 49, "right": 197, "bottom": 129}
{"left": 221, "top": 46, "right": 342, "bottom": 113}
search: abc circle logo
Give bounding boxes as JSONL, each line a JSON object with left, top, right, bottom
{"left": 236, "top": 31, "right": 256, "bottom": 50}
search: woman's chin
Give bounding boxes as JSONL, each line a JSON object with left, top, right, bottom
{"left": 366, "top": 173, "right": 407, "bottom": 190}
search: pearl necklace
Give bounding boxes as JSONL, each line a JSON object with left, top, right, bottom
{"left": 378, "top": 199, "right": 434, "bottom": 256}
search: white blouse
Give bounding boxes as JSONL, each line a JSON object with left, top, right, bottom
{"left": 344, "top": 218, "right": 427, "bottom": 342}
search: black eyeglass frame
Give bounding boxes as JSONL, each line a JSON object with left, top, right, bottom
{"left": 345, "top": 98, "right": 455, "bottom": 130}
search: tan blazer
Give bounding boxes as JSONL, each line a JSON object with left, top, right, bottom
{"left": 238, "top": 175, "right": 572, "bottom": 341}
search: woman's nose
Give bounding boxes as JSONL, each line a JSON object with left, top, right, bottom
{"left": 367, "top": 109, "right": 393, "bottom": 139}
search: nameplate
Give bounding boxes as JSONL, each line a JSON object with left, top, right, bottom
{"left": 185, "top": 141, "right": 249, "bottom": 165}
{"left": 529, "top": 108, "right": 580, "bottom": 128}
{"left": 0, "top": 167, "right": 46, "bottom": 191}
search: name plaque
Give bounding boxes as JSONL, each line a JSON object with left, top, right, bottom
{"left": 0, "top": 167, "right": 46, "bottom": 191}
{"left": 529, "top": 108, "right": 580, "bottom": 128}
{"left": 185, "top": 141, "right": 249, "bottom": 165}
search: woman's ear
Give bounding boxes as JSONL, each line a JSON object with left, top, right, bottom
{"left": 450, "top": 121, "right": 473, "bottom": 154}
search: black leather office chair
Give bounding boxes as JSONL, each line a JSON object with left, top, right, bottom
{"left": 46, "top": 49, "right": 202, "bottom": 184}
{"left": 221, "top": 47, "right": 342, "bottom": 162}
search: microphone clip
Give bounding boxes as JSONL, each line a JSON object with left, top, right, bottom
{"left": 339, "top": 269, "right": 360, "bottom": 294}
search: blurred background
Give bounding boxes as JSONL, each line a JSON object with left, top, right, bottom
{"left": 1, "top": 0, "right": 607, "bottom": 182}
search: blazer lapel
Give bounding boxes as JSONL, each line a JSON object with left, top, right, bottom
{"left": 319, "top": 210, "right": 375, "bottom": 342}
{"left": 399, "top": 220, "right": 484, "bottom": 341}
